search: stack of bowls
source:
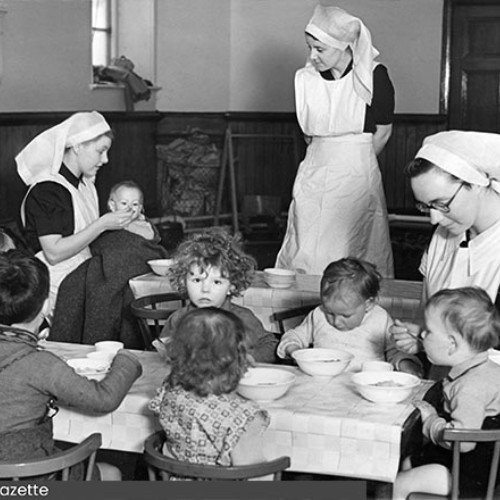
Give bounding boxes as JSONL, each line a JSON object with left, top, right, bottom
{"left": 263, "top": 268, "right": 296, "bottom": 289}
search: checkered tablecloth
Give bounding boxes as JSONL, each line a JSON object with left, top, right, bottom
{"left": 47, "top": 341, "right": 431, "bottom": 482}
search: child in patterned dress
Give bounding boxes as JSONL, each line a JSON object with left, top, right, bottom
{"left": 155, "top": 227, "right": 278, "bottom": 363}
{"left": 277, "top": 257, "right": 411, "bottom": 371}
{"left": 149, "top": 307, "right": 270, "bottom": 468}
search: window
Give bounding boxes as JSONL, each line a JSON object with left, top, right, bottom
{"left": 92, "top": 0, "right": 115, "bottom": 67}
{"left": 91, "top": 0, "right": 157, "bottom": 87}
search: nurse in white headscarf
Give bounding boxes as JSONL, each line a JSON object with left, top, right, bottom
{"left": 391, "top": 130, "right": 500, "bottom": 377}
{"left": 276, "top": 5, "right": 395, "bottom": 277}
{"left": 16, "top": 111, "right": 138, "bottom": 318}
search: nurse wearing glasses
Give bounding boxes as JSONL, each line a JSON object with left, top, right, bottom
{"left": 391, "top": 130, "right": 500, "bottom": 378}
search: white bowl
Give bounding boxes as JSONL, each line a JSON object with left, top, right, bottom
{"left": 292, "top": 348, "right": 353, "bottom": 378}
{"left": 237, "top": 367, "right": 296, "bottom": 403}
{"left": 352, "top": 371, "right": 421, "bottom": 404}
{"left": 489, "top": 349, "right": 500, "bottom": 366}
{"left": 67, "top": 358, "right": 109, "bottom": 380}
{"left": 94, "top": 341, "right": 124, "bottom": 353}
{"left": 263, "top": 268, "right": 296, "bottom": 289}
{"left": 148, "top": 259, "right": 175, "bottom": 276}
{"left": 86, "top": 350, "right": 115, "bottom": 364}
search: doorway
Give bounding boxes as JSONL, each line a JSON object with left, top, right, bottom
{"left": 447, "top": 0, "right": 500, "bottom": 131}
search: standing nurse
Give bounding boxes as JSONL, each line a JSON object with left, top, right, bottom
{"left": 276, "top": 5, "right": 395, "bottom": 277}
{"left": 16, "top": 111, "right": 137, "bottom": 319}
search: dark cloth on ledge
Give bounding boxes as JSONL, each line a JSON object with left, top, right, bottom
{"left": 50, "top": 228, "right": 168, "bottom": 349}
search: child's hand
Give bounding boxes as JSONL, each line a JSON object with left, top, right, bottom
{"left": 285, "top": 344, "right": 301, "bottom": 358}
{"left": 246, "top": 353, "right": 257, "bottom": 367}
{"left": 414, "top": 400, "right": 437, "bottom": 421}
{"left": 152, "top": 339, "right": 169, "bottom": 361}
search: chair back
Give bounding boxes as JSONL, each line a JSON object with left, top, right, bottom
{"left": 272, "top": 304, "right": 318, "bottom": 335}
{"left": 143, "top": 431, "right": 290, "bottom": 481}
{"left": 0, "top": 433, "right": 101, "bottom": 480}
{"left": 446, "top": 428, "right": 500, "bottom": 500}
{"left": 130, "top": 293, "right": 186, "bottom": 350}
{"left": 408, "top": 428, "right": 500, "bottom": 500}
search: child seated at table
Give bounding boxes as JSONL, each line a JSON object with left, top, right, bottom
{"left": 277, "top": 257, "right": 410, "bottom": 371}
{"left": 149, "top": 307, "right": 270, "bottom": 469}
{"left": 393, "top": 287, "right": 500, "bottom": 500}
{"left": 156, "top": 227, "right": 278, "bottom": 363}
{"left": 107, "top": 180, "right": 155, "bottom": 241}
{"left": 0, "top": 249, "right": 143, "bottom": 480}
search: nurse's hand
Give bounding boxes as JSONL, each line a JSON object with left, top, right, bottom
{"left": 390, "top": 319, "right": 422, "bottom": 355}
{"left": 99, "top": 208, "right": 138, "bottom": 230}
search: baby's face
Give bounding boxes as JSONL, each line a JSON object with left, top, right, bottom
{"left": 321, "top": 291, "right": 369, "bottom": 331}
{"left": 421, "top": 306, "right": 454, "bottom": 366}
{"left": 109, "top": 186, "right": 143, "bottom": 215}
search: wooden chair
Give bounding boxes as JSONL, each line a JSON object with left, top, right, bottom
{"left": 130, "top": 292, "right": 186, "bottom": 350}
{"left": 408, "top": 428, "right": 500, "bottom": 500}
{"left": 272, "top": 304, "right": 318, "bottom": 335}
{"left": 0, "top": 433, "right": 101, "bottom": 480}
{"left": 143, "top": 431, "right": 291, "bottom": 481}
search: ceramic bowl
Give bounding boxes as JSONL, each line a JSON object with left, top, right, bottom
{"left": 489, "top": 348, "right": 500, "bottom": 366}
{"left": 67, "top": 358, "right": 109, "bottom": 381}
{"left": 148, "top": 259, "right": 175, "bottom": 276}
{"left": 94, "top": 341, "right": 124, "bottom": 354}
{"left": 86, "top": 350, "right": 115, "bottom": 365}
{"left": 352, "top": 371, "right": 421, "bottom": 404}
{"left": 292, "top": 348, "right": 353, "bottom": 378}
{"left": 263, "top": 268, "right": 296, "bottom": 289}
{"left": 237, "top": 367, "right": 296, "bottom": 403}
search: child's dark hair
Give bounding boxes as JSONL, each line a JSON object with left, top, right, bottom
{"left": 320, "top": 257, "right": 381, "bottom": 301}
{"left": 167, "top": 307, "right": 248, "bottom": 397}
{"left": 168, "top": 228, "right": 256, "bottom": 298}
{"left": 426, "top": 287, "right": 500, "bottom": 352}
{"left": 108, "top": 180, "right": 144, "bottom": 205}
{"left": 0, "top": 250, "right": 49, "bottom": 325}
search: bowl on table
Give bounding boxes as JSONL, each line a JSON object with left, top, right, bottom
{"left": 237, "top": 367, "right": 296, "bottom": 403}
{"left": 263, "top": 268, "right": 296, "bottom": 289}
{"left": 148, "top": 259, "right": 175, "bottom": 276}
{"left": 352, "top": 371, "right": 421, "bottom": 404}
{"left": 94, "top": 341, "right": 124, "bottom": 355}
{"left": 489, "top": 348, "right": 500, "bottom": 366}
{"left": 67, "top": 358, "right": 110, "bottom": 381}
{"left": 292, "top": 348, "right": 354, "bottom": 379}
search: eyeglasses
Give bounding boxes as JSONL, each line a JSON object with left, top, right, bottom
{"left": 415, "top": 182, "right": 465, "bottom": 214}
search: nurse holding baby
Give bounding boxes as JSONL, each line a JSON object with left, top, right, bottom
{"left": 16, "top": 111, "right": 138, "bottom": 319}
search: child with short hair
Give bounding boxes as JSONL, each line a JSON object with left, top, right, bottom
{"left": 107, "top": 180, "right": 155, "bottom": 240}
{"left": 393, "top": 286, "right": 500, "bottom": 500}
{"left": 156, "top": 228, "right": 278, "bottom": 363}
{"left": 277, "top": 257, "right": 405, "bottom": 371}
{"left": 0, "top": 249, "right": 143, "bottom": 479}
{"left": 149, "top": 307, "right": 270, "bottom": 467}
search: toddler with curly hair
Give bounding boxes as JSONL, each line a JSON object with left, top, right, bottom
{"left": 156, "top": 228, "right": 278, "bottom": 363}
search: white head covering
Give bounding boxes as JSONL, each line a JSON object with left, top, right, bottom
{"left": 305, "top": 5, "right": 379, "bottom": 105}
{"left": 16, "top": 111, "right": 111, "bottom": 186}
{"left": 415, "top": 130, "right": 500, "bottom": 194}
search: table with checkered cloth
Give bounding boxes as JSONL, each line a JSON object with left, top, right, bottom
{"left": 129, "top": 272, "right": 424, "bottom": 332}
{"left": 47, "top": 341, "right": 431, "bottom": 482}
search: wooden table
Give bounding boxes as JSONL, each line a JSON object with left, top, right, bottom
{"left": 47, "top": 341, "right": 432, "bottom": 482}
{"left": 129, "top": 271, "right": 424, "bottom": 332}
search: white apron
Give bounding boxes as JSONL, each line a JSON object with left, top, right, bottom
{"left": 276, "top": 63, "right": 394, "bottom": 277}
{"left": 21, "top": 174, "right": 99, "bottom": 317}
